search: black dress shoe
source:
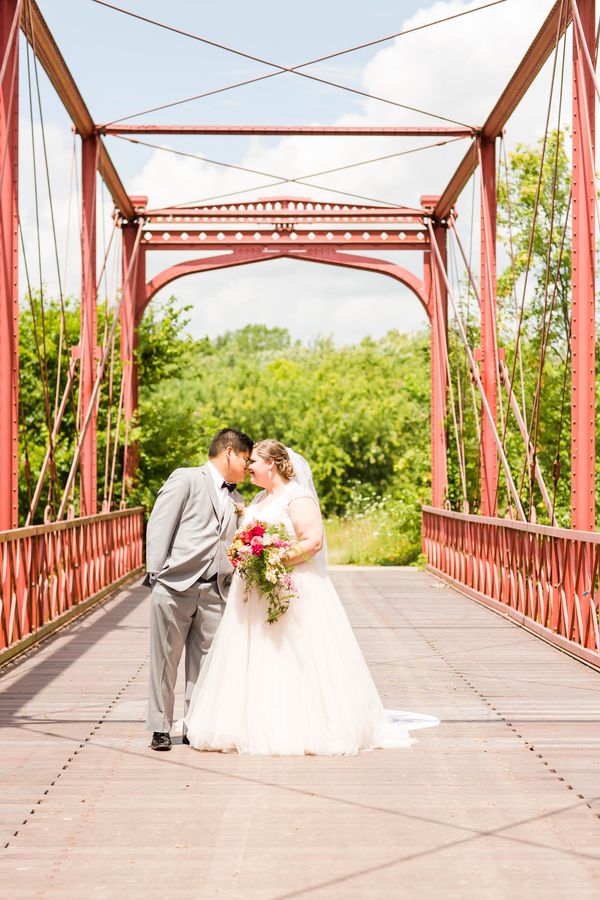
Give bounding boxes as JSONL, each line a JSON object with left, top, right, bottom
{"left": 182, "top": 734, "right": 191, "bottom": 746}
{"left": 151, "top": 731, "right": 172, "bottom": 751}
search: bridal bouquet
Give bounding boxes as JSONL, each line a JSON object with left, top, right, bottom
{"left": 228, "top": 520, "right": 297, "bottom": 624}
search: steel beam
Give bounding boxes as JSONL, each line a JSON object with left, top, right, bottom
{"left": 21, "top": 1, "right": 133, "bottom": 217}
{"left": 79, "top": 136, "right": 98, "bottom": 516}
{"left": 479, "top": 137, "right": 498, "bottom": 516}
{"left": 143, "top": 249, "right": 429, "bottom": 316}
{"left": 145, "top": 204, "right": 425, "bottom": 221}
{"left": 100, "top": 124, "right": 476, "bottom": 138}
{"left": 425, "top": 214, "right": 448, "bottom": 508}
{"left": 121, "top": 223, "right": 145, "bottom": 488}
{"left": 140, "top": 231, "right": 428, "bottom": 252}
{"left": 0, "top": 0, "right": 19, "bottom": 530}
{"left": 435, "top": 0, "right": 572, "bottom": 219}
{"left": 571, "top": 0, "right": 595, "bottom": 532}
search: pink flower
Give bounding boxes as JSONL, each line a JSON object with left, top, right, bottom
{"left": 251, "top": 541, "right": 264, "bottom": 556}
{"left": 250, "top": 524, "right": 265, "bottom": 538}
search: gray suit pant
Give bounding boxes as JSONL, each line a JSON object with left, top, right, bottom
{"left": 146, "top": 579, "right": 224, "bottom": 733}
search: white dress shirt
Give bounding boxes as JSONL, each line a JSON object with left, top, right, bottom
{"left": 207, "top": 461, "right": 232, "bottom": 517}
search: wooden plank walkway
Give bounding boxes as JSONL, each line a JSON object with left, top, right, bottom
{"left": 1, "top": 567, "right": 599, "bottom": 899}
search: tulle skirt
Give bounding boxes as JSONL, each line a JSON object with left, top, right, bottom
{"left": 183, "top": 564, "right": 438, "bottom": 756}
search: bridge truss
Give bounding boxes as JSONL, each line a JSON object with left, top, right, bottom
{"left": 1, "top": 0, "right": 599, "bottom": 668}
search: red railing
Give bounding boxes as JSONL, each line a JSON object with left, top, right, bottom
{"left": 422, "top": 506, "right": 600, "bottom": 668}
{"left": 0, "top": 508, "right": 144, "bottom": 658}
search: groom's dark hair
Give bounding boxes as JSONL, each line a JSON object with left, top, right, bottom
{"left": 208, "top": 428, "right": 253, "bottom": 458}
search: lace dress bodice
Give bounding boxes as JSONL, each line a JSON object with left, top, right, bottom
{"left": 242, "top": 481, "right": 327, "bottom": 572}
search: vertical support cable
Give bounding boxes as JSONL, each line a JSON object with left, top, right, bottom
{"left": 0, "top": 1, "right": 19, "bottom": 530}
{"left": 571, "top": 0, "right": 596, "bottom": 531}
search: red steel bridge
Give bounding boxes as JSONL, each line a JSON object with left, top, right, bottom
{"left": 1, "top": 2, "right": 600, "bottom": 894}
{"left": 1, "top": 0, "right": 599, "bottom": 668}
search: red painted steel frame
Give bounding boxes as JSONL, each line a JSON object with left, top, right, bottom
{"left": 142, "top": 246, "right": 430, "bottom": 316}
{"left": 79, "top": 135, "right": 99, "bottom": 516}
{"left": 146, "top": 201, "right": 425, "bottom": 221}
{"left": 101, "top": 125, "right": 476, "bottom": 138}
{"left": 423, "top": 506, "right": 600, "bottom": 668}
{"left": 478, "top": 137, "right": 498, "bottom": 516}
{"left": 121, "top": 220, "right": 146, "bottom": 485}
{"left": 423, "top": 205, "right": 449, "bottom": 508}
{"left": 0, "top": 0, "right": 19, "bottom": 531}
{"left": 435, "top": 0, "right": 572, "bottom": 219}
{"left": 0, "top": 508, "right": 144, "bottom": 655}
{"left": 571, "top": 0, "right": 596, "bottom": 531}
{"left": 141, "top": 230, "right": 427, "bottom": 252}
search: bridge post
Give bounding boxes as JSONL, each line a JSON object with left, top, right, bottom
{"left": 79, "top": 135, "right": 99, "bottom": 516}
{"left": 121, "top": 202, "right": 146, "bottom": 490}
{"left": 0, "top": 1, "right": 19, "bottom": 530}
{"left": 479, "top": 136, "right": 498, "bottom": 517}
{"left": 571, "top": 0, "right": 595, "bottom": 532}
{"left": 422, "top": 196, "right": 448, "bottom": 508}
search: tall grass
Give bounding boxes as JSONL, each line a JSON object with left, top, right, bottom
{"left": 324, "top": 495, "right": 423, "bottom": 566}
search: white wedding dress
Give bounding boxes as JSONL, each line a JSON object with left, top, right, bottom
{"left": 183, "top": 481, "right": 438, "bottom": 755}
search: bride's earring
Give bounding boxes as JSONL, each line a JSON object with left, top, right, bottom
{"left": 268, "top": 466, "right": 274, "bottom": 480}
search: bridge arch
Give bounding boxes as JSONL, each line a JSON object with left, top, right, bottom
{"left": 143, "top": 248, "right": 431, "bottom": 319}
{"left": 120, "top": 195, "right": 447, "bottom": 505}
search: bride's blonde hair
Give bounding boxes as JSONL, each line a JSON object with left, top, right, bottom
{"left": 254, "top": 440, "right": 295, "bottom": 480}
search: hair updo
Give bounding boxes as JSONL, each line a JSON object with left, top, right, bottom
{"left": 254, "top": 440, "right": 295, "bottom": 480}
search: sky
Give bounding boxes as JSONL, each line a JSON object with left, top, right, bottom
{"left": 18, "top": 0, "right": 565, "bottom": 344}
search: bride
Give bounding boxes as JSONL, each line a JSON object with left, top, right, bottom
{"left": 183, "top": 439, "right": 438, "bottom": 755}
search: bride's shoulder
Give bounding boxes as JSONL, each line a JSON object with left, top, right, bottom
{"left": 284, "top": 481, "right": 318, "bottom": 505}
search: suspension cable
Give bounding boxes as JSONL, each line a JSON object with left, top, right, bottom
{"left": 449, "top": 232, "right": 473, "bottom": 510}
{"left": 492, "top": 0, "right": 567, "bottom": 516}
{"left": 93, "top": 0, "right": 500, "bottom": 127}
{"left": 162, "top": 178, "right": 410, "bottom": 211}
{"left": 27, "top": 0, "right": 76, "bottom": 434}
{"left": 443, "top": 238, "right": 468, "bottom": 506}
{"left": 524, "top": 23, "right": 569, "bottom": 514}
{"left": 428, "top": 220, "right": 526, "bottom": 521}
{"left": 23, "top": 4, "right": 58, "bottom": 510}
{"left": 499, "top": 134, "right": 528, "bottom": 432}
{"left": 111, "top": 133, "right": 464, "bottom": 212}
{"left": 462, "top": 173, "right": 482, "bottom": 509}
{"left": 57, "top": 225, "right": 144, "bottom": 520}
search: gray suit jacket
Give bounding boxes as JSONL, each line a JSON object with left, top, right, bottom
{"left": 144, "top": 464, "right": 243, "bottom": 596}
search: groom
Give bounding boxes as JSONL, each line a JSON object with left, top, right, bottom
{"left": 144, "top": 427, "right": 252, "bottom": 751}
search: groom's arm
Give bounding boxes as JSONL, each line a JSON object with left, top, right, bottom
{"left": 146, "top": 468, "right": 191, "bottom": 577}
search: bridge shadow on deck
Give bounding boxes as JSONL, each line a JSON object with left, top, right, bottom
{"left": 1, "top": 568, "right": 600, "bottom": 899}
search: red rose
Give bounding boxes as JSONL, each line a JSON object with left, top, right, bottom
{"left": 240, "top": 531, "right": 252, "bottom": 544}
{"left": 250, "top": 524, "right": 265, "bottom": 538}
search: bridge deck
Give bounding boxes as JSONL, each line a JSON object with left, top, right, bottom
{"left": 1, "top": 567, "right": 599, "bottom": 899}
